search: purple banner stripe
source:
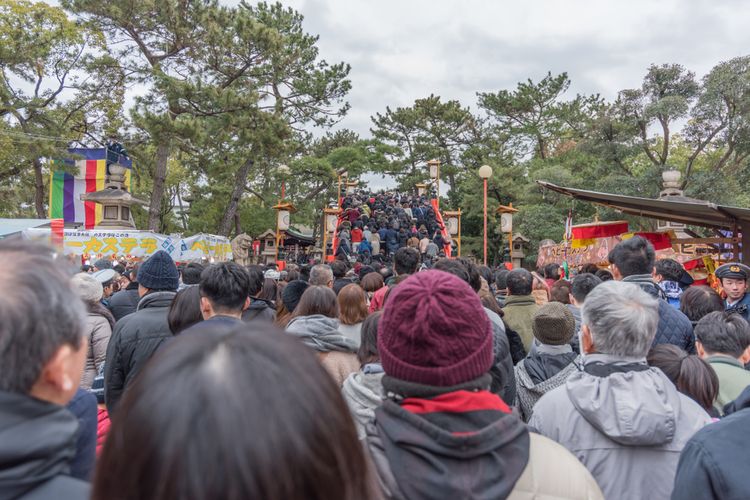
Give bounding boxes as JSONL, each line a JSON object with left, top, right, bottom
{"left": 67, "top": 147, "right": 132, "bottom": 168}
{"left": 63, "top": 173, "right": 75, "bottom": 221}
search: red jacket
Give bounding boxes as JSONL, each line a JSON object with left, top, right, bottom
{"left": 97, "top": 407, "right": 111, "bottom": 456}
{"left": 351, "top": 228, "right": 363, "bottom": 243}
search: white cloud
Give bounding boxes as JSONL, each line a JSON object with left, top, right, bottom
{"left": 270, "top": 0, "right": 750, "bottom": 139}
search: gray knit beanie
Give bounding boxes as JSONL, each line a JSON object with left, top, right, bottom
{"left": 532, "top": 302, "right": 576, "bottom": 346}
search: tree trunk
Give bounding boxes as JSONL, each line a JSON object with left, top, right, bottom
{"left": 33, "top": 157, "right": 45, "bottom": 218}
{"left": 148, "top": 142, "right": 170, "bottom": 231}
{"left": 234, "top": 212, "right": 242, "bottom": 236}
{"left": 218, "top": 158, "right": 254, "bottom": 236}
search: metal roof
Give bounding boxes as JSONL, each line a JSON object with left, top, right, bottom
{"left": 536, "top": 181, "right": 750, "bottom": 230}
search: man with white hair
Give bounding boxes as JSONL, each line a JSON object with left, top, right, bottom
{"left": 529, "top": 281, "right": 711, "bottom": 500}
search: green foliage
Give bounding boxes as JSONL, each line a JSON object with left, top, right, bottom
{"left": 4, "top": 1, "right": 750, "bottom": 264}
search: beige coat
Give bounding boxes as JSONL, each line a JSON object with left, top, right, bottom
{"left": 318, "top": 351, "right": 360, "bottom": 387}
{"left": 81, "top": 312, "right": 112, "bottom": 390}
{"left": 508, "top": 433, "right": 603, "bottom": 500}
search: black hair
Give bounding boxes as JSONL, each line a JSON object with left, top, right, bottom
{"left": 357, "top": 311, "right": 382, "bottom": 367}
{"left": 199, "top": 262, "right": 250, "bottom": 313}
{"left": 457, "top": 258, "right": 482, "bottom": 292}
{"left": 695, "top": 311, "right": 750, "bottom": 358}
{"left": 506, "top": 268, "right": 533, "bottom": 295}
{"left": 0, "top": 240, "right": 85, "bottom": 394}
{"left": 579, "top": 263, "right": 599, "bottom": 275}
{"left": 93, "top": 325, "right": 376, "bottom": 500}
{"left": 595, "top": 269, "right": 614, "bottom": 282}
{"left": 393, "top": 247, "right": 420, "bottom": 276}
{"left": 330, "top": 260, "right": 348, "bottom": 279}
{"left": 655, "top": 258, "right": 684, "bottom": 282}
{"left": 113, "top": 264, "right": 126, "bottom": 275}
{"left": 647, "top": 344, "right": 719, "bottom": 413}
{"left": 246, "top": 265, "right": 265, "bottom": 297}
{"left": 543, "top": 263, "right": 560, "bottom": 280}
{"left": 181, "top": 262, "right": 205, "bottom": 286}
{"left": 494, "top": 269, "right": 510, "bottom": 290}
{"left": 477, "top": 266, "right": 493, "bottom": 287}
{"left": 168, "top": 286, "right": 203, "bottom": 334}
{"left": 608, "top": 236, "right": 655, "bottom": 277}
{"left": 433, "top": 259, "right": 470, "bottom": 285}
{"left": 571, "top": 273, "right": 602, "bottom": 303}
{"left": 680, "top": 286, "right": 724, "bottom": 323}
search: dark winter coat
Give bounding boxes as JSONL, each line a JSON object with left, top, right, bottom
{"left": 622, "top": 275, "right": 695, "bottom": 354}
{"left": 514, "top": 347, "right": 580, "bottom": 422}
{"left": 366, "top": 390, "right": 603, "bottom": 500}
{"left": 484, "top": 307, "right": 517, "bottom": 405}
{"left": 0, "top": 391, "right": 89, "bottom": 499}
{"left": 107, "top": 282, "right": 141, "bottom": 321}
{"left": 241, "top": 298, "right": 276, "bottom": 323}
{"left": 65, "top": 389, "right": 97, "bottom": 481}
{"left": 104, "top": 291, "right": 176, "bottom": 413}
{"left": 672, "top": 401, "right": 750, "bottom": 500}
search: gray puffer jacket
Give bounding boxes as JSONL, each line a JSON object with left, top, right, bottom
{"left": 342, "top": 368, "right": 384, "bottom": 439}
{"left": 529, "top": 353, "right": 711, "bottom": 500}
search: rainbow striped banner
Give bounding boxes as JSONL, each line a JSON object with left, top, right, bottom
{"left": 49, "top": 148, "right": 132, "bottom": 229}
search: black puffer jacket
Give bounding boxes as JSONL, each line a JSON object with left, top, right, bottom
{"left": 0, "top": 391, "right": 89, "bottom": 500}
{"left": 105, "top": 291, "right": 176, "bottom": 413}
{"left": 107, "top": 282, "right": 141, "bottom": 322}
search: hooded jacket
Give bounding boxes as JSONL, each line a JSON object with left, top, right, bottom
{"left": 514, "top": 346, "right": 580, "bottom": 422}
{"left": 104, "top": 291, "right": 176, "bottom": 413}
{"left": 366, "top": 390, "right": 603, "bottom": 500}
{"left": 286, "top": 315, "right": 359, "bottom": 386}
{"left": 342, "top": 368, "right": 384, "bottom": 439}
{"left": 672, "top": 395, "right": 750, "bottom": 500}
{"left": 529, "top": 354, "right": 711, "bottom": 500}
{"left": 241, "top": 298, "right": 276, "bottom": 323}
{"left": 622, "top": 275, "right": 695, "bottom": 353}
{"left": 0, "top": 391, "right": 89, "bottom": 500}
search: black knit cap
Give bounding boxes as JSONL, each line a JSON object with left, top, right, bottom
{"left": 137, "top": 250, "right": 179, "bottom": 291}
{"left": 282, "top": 280, "right": 309, "bottom": 313}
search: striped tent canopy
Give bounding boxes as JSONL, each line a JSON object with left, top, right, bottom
{"left": 49, "top": 148, "right": 132, "bottom": 229}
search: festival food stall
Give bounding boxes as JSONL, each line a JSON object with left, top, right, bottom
{"left": 21, "top": 227, "right": 232, "bottom": 263}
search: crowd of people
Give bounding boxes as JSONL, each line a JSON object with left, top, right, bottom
{"left": 3, "top": 233, "right": 750, "bottom": 499}
{"left": 333, "top": 190, "right": 451, "bottom": 264}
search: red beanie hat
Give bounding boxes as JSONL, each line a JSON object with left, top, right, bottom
{"left": 378, "top": 270, "right": 493, "bottom": 387}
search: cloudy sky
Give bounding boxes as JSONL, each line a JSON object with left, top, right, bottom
{"left": 271, "top": 0, "right": 750, "bottom": 138}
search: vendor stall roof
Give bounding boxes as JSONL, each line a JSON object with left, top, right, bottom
{"left": 537, "top": 181, "right": 750, "bottom": 230}
{"left": 0, "top": 219, "right": 50, "bottom": 238}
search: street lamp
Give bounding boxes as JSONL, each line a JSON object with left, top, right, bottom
{"left": 478, "top": 165, "right": 493, "bottom": 266}
{"left": 427, "top": 159, "right": 440, "bottom": 206}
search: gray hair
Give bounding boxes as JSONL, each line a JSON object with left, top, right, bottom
{"left": 581, "top": 280, "right": 659, "bottom": 357}
{"left": 308, "top": 264, "right": 333, "bottom": 287}
{"left": 0, "top": 240, "right": 86, "bottom": 394}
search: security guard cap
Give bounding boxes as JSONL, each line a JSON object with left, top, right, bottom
{"left": 715, "top": 262, "right": 750, "bottom": 281}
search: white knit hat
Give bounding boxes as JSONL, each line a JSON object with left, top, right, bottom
{"left": 71, "top": 272, "right": 103, "bottom": 303}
